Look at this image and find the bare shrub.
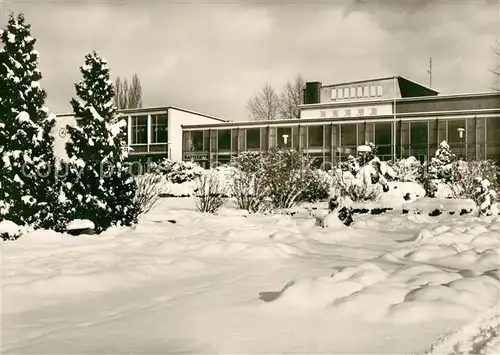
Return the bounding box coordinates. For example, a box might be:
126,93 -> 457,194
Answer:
229,152 -> 270,213
449,159 -> 499,199
194,170 -> 226,213
261,148 -> 315,209
134,173 -> 169,216
230,170 -> 270,213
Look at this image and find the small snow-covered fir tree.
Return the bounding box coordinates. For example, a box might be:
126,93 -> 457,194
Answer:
63,51 -> 138,232
472,177 -> 497,216
420,141 -> 456,197
428,140 -> 455,181
0,13 -> 64,230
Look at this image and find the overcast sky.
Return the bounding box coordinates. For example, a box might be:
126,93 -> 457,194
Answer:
2,0 -> 499,120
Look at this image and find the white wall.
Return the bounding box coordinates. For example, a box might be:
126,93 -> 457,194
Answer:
300,103 -> 393,120
168,108 -> 223,162
51,109 -> 222,163
51,115 -> 78,161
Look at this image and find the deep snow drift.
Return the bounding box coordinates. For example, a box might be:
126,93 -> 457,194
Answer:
2,198 -> 499,354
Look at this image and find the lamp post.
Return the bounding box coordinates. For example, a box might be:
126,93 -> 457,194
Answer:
282,134 -> 289,147
457,128 -> 465,159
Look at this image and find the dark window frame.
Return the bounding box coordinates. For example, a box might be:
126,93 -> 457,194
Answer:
150,113 -> 168,144
131,115 -> 148,145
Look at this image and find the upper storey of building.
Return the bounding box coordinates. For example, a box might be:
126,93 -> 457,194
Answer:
299,76 -> 500,120
303,76 -> 439,105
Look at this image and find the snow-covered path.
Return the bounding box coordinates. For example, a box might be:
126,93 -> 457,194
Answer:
3,258 -> 448,354
2,199 -> 499,354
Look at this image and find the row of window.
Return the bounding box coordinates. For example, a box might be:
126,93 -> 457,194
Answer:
182,122 -> 420,153
129,114 -> 168,145
331,84 -> 384,101
320,107 -> 378,118
182,118 -> 500,155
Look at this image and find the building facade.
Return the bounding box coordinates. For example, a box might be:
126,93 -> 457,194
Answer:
181,76 -> 500,167
53,76 -> 500,167
53,106 -> 226,163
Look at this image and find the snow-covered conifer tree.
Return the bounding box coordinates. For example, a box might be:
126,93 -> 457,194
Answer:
427,140 -> 455,181
0,13 -> 63,230
473,177 -> 497,216
419,141 -> 456,197
63,51 -> 138,232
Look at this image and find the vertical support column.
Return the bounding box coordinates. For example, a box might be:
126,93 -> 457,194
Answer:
322,125 -> 326,166
147,114 -> 152,153
238,128 -> 246,152
208,129 -> 212,168
392,77 -> 397,161
330,123 -> 334,165
260,127 -> 267,151
339,125 -> 342,161
127,116 -> 132,147
236,128 -> 240,155
481,118 -> 488,159
464,120 -> 468,159
399,120 -> 403,159
475,116 -> 479,160
297,125 -> 301,152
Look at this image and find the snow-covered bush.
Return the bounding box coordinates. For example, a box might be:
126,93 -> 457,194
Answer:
66,219 -> 95,236
449,159 -> 499,200
228,150 -> 326,211
390,157 -> 422,182
133,173 -> 169,216
333,170 -> 383,202
429,141 -> 456,181
194,170 -> 227,213
419,141 -> 456,197
339,154 -> 359,176
261,148 -> 316,209
300,169 -> 332,203
62,51 -> 138,233
358,141 -> 377,166
154,159 -> 203,184
321,196 -> 354,227
334,143 -> 396,202
472,177 -> 497,216
356,157 -> 392,191
229,152 -> 270,213
0,13 -> 65,231
0,220 -> 23,241
336,143 -> 395,202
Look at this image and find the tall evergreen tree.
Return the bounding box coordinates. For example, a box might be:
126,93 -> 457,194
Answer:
64,51 -> 138,232
0,13 -> 63,229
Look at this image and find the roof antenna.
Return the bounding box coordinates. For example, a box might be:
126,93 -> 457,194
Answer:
427,57 -> 432,88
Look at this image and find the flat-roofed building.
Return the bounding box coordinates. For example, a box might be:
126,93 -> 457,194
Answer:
53,106 -> 226,163
53,76 -> 500,167
181,76 -> 500,167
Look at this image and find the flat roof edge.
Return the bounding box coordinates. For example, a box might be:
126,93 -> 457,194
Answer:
55,106 -> 229,122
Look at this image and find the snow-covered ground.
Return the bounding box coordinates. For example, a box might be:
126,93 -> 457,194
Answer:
2,198 -> 499,354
